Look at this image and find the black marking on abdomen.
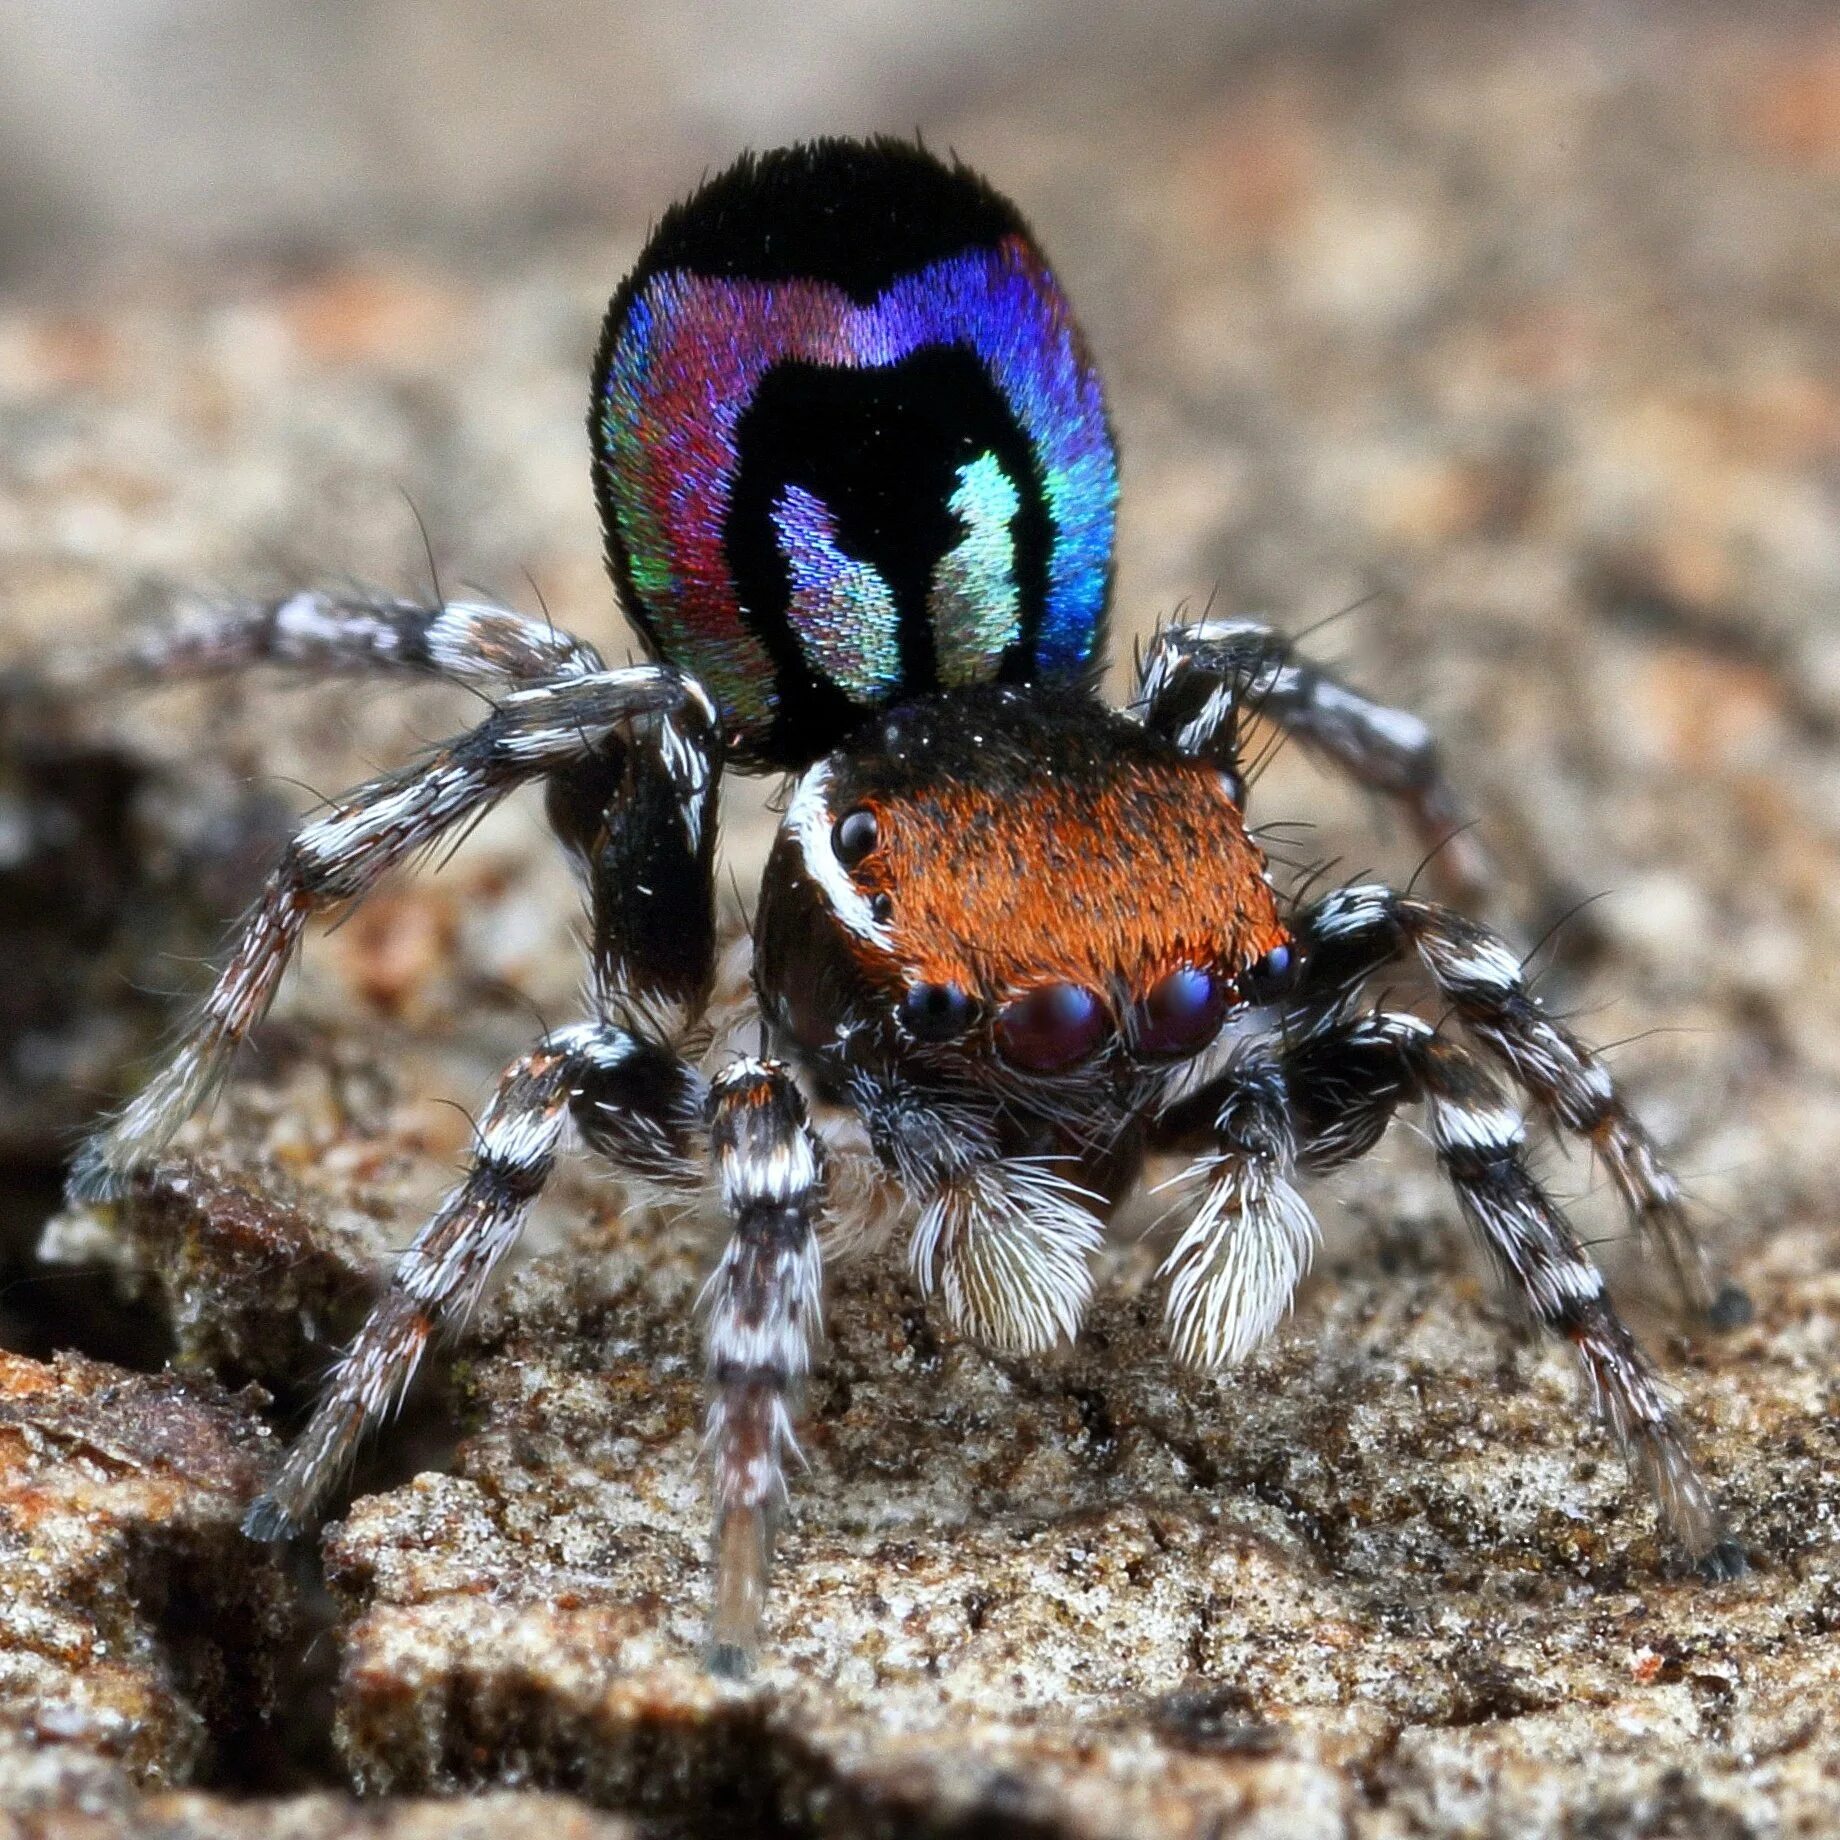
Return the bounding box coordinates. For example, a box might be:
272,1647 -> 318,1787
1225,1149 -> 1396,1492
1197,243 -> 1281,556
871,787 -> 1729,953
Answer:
727,346 -> 1051,759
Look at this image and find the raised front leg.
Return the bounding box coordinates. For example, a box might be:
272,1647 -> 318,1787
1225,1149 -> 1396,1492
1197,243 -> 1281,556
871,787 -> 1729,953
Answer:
1135,618 -> 1488,902
70,663 -> 712,1200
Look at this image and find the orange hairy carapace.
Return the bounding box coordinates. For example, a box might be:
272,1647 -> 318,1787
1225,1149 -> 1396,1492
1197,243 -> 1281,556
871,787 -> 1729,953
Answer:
851,756 -> 1289,1005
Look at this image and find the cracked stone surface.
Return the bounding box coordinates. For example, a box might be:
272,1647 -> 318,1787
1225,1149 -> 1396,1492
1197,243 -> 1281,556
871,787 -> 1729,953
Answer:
7,1762 -> 636,1840
4,2 -> 1840,1836
0,1351 -> 295,1789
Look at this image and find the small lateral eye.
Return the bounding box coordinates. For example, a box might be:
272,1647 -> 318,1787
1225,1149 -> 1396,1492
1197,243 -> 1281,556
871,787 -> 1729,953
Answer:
1242,941 -> 1297,1004
832,806 -> 879,868
995,982 -> 1111,1072
899,980 -> 978,1043
1135,965 -> 1229,1058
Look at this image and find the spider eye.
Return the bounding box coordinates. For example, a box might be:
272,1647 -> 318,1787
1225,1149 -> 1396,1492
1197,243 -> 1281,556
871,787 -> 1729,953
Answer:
899,980 -> 978,1042
1242,941 -> 1296,1004
832,806 -> 879,868
1135,965 -> 1229,1058
995,982 -> 1110,1071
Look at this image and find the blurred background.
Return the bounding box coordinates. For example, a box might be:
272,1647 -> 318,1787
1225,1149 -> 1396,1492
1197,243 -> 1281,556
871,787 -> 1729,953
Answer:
5,0 -> 1835,643
0,0 -> 1837,1328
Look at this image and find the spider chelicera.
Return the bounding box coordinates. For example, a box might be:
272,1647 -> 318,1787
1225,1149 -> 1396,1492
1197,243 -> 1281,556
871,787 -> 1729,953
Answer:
67,137 -> 1746,1673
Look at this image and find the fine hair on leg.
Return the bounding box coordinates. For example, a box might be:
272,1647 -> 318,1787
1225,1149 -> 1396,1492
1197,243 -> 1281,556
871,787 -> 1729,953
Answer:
1269,998 -> 1741,1577
1416,1033 -> 1741,1576
701,1059 -> 827,1675
1296,883 -> 1744,1324
245,1021 -> 659,1539
70,663 -> 708,1201
68,590 -> 605,695
1149,1050 -> 1320,1370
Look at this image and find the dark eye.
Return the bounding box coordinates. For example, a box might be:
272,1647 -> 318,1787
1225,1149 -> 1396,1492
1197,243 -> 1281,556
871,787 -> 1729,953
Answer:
832,806 -> 879,868
1135,965 -> 1230,1058
898,981 -> 978,1042
995,983 -> 1111,1071
1242,941 -> 1296,1004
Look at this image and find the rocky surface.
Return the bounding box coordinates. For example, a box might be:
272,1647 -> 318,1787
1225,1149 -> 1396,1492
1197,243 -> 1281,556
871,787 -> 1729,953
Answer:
3,3 -> 1840,1836
0,1351 -> 294,1789
7,1768 -> 636,1840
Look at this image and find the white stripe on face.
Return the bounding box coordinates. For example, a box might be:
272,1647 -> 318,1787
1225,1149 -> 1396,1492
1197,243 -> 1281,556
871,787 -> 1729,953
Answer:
784,762 -> 896,951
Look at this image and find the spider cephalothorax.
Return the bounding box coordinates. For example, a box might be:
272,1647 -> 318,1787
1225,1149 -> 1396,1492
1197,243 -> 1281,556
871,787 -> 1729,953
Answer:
757,684 -> 1293,1153
65,136 -> 1745,1675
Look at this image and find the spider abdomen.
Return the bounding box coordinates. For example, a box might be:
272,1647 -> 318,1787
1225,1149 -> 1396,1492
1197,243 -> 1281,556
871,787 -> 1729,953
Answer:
590,139 -> 1119,769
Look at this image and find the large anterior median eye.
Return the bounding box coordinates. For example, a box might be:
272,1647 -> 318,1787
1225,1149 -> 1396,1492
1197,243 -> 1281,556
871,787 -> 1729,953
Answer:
1134,965 -> 1230,1058
995,982 -> 1111,1071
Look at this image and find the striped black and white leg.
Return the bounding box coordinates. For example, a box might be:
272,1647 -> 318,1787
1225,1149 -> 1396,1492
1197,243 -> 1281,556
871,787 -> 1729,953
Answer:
69,663 -> 714,1201
74,590 -> 604,694
1263,1003 -> 1741,1577
1135,618 -> 1488,901
1297,884 -> 1745,1324
1413,1033 -> 1742,1577
1149,1051 -> 1321,1370
702,1060 -> 826,1676
246,1020 -> 690,1540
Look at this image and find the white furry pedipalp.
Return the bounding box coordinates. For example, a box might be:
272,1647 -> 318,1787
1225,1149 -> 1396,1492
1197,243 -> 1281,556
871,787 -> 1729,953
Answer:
909,1157 -> 1104,1354
1158,1152 -> 1321,1370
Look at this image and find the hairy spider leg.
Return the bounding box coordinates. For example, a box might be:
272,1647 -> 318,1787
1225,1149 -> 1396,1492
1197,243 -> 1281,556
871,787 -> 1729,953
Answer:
1300,884 -> 1746,1325
245,1020 -> 704,1540
1411,1029 -> 1742,1577
701,1060 -> 827,1675
68,663 -> 713,1201
1150,1002 -> 1741,1576
242,654 -> 719,1544
1146,1050 -> 1318,1371
1134,618 -> 1488,905
60,590 -> 605,695
804,1061 -> 1108,1359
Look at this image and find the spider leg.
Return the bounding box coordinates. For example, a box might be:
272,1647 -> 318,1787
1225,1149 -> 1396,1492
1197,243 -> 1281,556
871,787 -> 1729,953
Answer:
1147,1051 -> 1321,1369
66,590 -> 604,694
545,697 -> 721,1018
1269,1004 -> 1741,1578
69,664 -> 714,1201
702,1060 -> 826,1676
1135,617 -> 1488,902
245,1019 -> 692,1539
1296,884 -> 1746,1325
